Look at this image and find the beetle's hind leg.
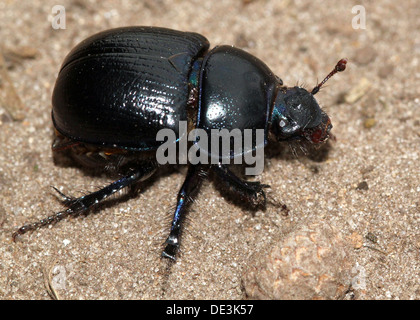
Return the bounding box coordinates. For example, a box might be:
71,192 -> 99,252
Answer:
162,164 -> 207,260
12,161 -> 157,241
212,163 -> 269,208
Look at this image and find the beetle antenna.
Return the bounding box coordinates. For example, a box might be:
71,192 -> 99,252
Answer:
311,58 -> 347,95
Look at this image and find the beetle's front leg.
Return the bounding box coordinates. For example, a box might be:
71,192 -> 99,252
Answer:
212,163 -> 269,208
162,164 -> 206,260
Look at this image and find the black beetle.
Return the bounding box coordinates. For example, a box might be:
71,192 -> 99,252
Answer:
13,27 -> 346,260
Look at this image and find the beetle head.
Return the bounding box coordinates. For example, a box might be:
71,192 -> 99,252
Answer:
269,58 -> 347,144
270,87 -> 332,144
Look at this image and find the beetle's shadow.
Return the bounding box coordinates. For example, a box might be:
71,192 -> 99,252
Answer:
51,138 -> 333,216
210,140 -> 333,213
264,139 -> 333,163
51,147 -> 181,214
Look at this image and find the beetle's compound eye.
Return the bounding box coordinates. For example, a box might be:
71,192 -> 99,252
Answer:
277,116 -> 300,137
279,118 -> 288,128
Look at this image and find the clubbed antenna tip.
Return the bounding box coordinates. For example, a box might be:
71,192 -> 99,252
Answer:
311,58 -> 348,95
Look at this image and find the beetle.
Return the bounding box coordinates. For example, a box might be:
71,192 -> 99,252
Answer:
13,27 -> 346,260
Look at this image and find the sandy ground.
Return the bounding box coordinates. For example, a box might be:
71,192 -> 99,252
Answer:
0,0 -> 418,300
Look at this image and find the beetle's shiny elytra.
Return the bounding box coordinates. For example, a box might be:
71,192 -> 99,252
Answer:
13,27 -> 346,260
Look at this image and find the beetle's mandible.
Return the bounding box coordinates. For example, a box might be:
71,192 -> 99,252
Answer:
13,27 -> 347,260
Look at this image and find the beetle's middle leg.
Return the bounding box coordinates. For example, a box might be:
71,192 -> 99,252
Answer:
12,161 -> 157,241
162,164 -> 206,260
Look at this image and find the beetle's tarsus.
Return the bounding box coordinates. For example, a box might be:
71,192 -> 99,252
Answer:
162,243 -> 178,261
213,163 -> 269,208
